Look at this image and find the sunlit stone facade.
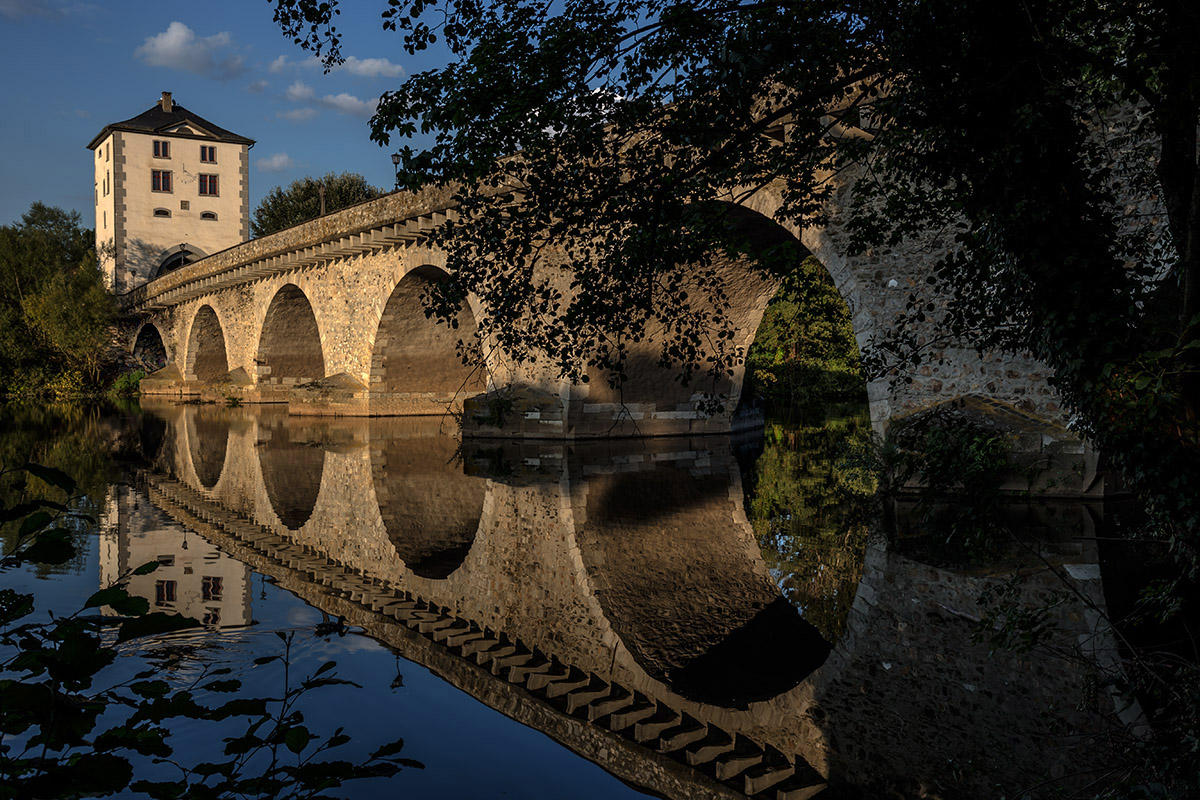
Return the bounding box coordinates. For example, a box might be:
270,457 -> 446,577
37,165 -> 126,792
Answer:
88,92 -> 253,294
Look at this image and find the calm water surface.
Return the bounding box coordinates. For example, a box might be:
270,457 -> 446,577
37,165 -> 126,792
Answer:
0,402 -> 1135,798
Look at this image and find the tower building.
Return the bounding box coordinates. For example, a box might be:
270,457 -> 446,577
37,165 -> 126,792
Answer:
88,92 -> 254,294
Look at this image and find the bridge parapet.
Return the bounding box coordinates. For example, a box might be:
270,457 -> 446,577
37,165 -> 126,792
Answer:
124,185 -> 459,312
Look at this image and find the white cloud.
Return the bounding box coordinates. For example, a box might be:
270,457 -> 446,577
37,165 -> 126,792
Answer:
257,153 -> 295,173
338,57 -> 404,78
317,92 -> 379,117
267,53 -> 402,79
247,79 -> 269,94
284,81 -> 315,102
135,22 -> 245,80
277,108 -> 318,122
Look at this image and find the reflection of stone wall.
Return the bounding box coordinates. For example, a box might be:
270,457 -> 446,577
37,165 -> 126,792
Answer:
137,404 -> 1132,798
800,520 -> 1125,798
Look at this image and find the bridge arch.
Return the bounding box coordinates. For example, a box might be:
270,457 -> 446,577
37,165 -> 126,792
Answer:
256,284 -> 325,387
572,201 -> 833,431
184,305 -> 229,382
369,265 -> 488,413
132,323 -> 168,372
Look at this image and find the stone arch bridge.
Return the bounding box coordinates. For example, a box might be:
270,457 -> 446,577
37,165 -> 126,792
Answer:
127,182 -> 1071,443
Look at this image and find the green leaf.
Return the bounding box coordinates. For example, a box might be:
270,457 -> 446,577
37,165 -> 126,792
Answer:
201,679 -> 242,693
370,737 -> 407,760
84,587 -> 128,609
284,725 -> 312,754
23,462 -> 77,494
130,680 -> 170,698
18,510 -> 52,537
129,780 -> 187,800
0,589 -> 35,625
85,586 -> 148,615
132,560 -> 161,575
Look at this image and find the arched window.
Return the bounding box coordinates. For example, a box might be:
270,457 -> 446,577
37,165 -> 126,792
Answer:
200,211 -> 218,221
156,248 -> 199,278
154,208 -> 171,218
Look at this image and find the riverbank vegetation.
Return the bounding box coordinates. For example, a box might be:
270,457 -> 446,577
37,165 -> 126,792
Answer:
0,204 -> 128,400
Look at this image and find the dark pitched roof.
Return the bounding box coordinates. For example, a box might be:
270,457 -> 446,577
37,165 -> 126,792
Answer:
87,100 -> 254,150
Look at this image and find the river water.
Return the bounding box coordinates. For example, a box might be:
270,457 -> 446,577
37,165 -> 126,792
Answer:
0,401 -> 1139,798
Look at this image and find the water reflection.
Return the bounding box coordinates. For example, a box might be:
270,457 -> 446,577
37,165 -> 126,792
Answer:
113,402 -> 1133,799
257,412 -> 325,530
371,419 -> 485,579
100,483 -> 251,627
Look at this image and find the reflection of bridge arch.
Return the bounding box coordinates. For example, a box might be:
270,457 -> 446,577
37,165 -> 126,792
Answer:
370,424 -> 485,579
185,304 -> 229,381
257,284 -> 325,386
184,407 -> 231,490
137,404 -> 1128,798
256,415 -> 325,531
574,459 -> 830,707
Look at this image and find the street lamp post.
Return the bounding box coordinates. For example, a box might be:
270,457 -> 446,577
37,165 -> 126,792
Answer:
391,153 -> 402,190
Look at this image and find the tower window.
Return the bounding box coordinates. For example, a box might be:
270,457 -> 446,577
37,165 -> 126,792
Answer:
198,174 -> 218,196
154,580 -> 176,606
200,145 -> 216,163
152,170 -> 172,192
202,576 -> 223,601
200,211 -> 218,221
153,208 -> 171,218
153,140 -> 170,158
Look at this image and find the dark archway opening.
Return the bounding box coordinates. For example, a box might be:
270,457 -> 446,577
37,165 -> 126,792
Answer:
370,266 -> 486,412
733,206 -> 873,646
257,284 -> 325,386
153,245 -> 206,279
187,305 -> 229,381
132,324 -> 168,372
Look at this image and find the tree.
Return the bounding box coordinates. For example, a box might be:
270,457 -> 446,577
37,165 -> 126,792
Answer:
251,172 -> 385,237
267,2 -> 1200,545
0,203 -> 111,393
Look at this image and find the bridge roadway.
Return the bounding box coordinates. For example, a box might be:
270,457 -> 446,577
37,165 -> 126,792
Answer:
126,179 -> 1071,442
120,403 -> 1131,797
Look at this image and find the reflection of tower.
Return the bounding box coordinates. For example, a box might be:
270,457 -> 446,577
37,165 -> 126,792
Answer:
99,484 -> 252,628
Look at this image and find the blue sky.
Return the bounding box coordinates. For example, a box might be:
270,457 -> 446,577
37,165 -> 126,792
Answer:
0,0 -> 448,227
